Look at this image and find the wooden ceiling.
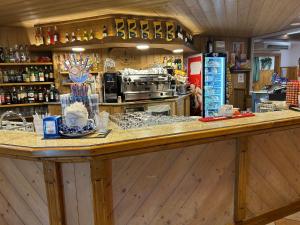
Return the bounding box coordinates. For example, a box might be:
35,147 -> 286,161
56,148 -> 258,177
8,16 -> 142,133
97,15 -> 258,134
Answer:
3,0 -> 300,37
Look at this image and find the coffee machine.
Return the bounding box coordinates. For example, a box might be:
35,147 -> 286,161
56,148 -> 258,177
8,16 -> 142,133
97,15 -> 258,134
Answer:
103,72 -> 121,103
120,73 -> 175,101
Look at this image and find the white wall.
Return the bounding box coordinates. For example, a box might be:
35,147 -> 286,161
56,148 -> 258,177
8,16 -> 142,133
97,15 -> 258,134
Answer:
280,42 -> 300,67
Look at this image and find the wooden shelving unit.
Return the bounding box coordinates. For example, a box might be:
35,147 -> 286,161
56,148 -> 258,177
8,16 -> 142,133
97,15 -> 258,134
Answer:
0,82 -> 54,87
0,62 -> 53,66
0,103 -> 46,108
29,37 -> 197,53
59,71 -> 100,75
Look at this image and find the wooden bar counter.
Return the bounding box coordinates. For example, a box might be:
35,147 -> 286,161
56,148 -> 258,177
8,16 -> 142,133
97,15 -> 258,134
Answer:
1,111 -> 300,225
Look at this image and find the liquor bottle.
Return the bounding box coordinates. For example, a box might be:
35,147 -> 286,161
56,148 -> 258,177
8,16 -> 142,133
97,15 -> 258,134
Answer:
23,67 -> 30,83
46,28 -> 51,45
102,26 -> 108,38
27,86 -> 35,103
83,30 -> 89,41
2,70 -> 8,83
76,29 -> 81,41
4,90 -> 11,104
14,45 -> 20,63
9,69 -> 16,83
206,38 -> 213,53
44,88 -> 50,103
17,87 -> 22,103
0,69 -> 2,83
0,89 -> 4,105
49,84 -> 55,102
8,48 -> 15,63
89,29 -> 94,40
16,70 -> 23,83
44,66 -> 49,82
71,32 -> 76,42
176,25 -> 183,40
65,32 -> 70,43
34,66 -> 39,82
11,87 -> 18,104
19,86 -> 27,103
53,26 -> 60,43
30,67 -> 36,82
19,45 -> 26,62
37,86 -> 44,102
0,47 -> 5,63
49,66 -> 54,82
38,67 -> 45,82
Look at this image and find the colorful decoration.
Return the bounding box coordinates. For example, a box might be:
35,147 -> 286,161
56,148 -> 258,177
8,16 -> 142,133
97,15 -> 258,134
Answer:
64,54 -> 93,84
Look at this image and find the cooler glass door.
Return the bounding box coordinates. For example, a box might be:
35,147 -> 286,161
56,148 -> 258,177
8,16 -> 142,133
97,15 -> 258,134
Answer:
203,55 -> 226,117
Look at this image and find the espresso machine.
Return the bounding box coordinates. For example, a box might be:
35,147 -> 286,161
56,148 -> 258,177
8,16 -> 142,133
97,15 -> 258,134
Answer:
120,73 -> 176,101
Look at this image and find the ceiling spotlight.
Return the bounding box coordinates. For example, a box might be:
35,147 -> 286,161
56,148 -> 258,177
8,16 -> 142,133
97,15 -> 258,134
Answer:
136,44 -> 150,50
173,49 -> 184,53
72,47 -> 85,52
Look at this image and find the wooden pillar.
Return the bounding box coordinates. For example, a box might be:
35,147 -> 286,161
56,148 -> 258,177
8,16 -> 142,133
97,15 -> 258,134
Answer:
234,136 -> 248,223
90,158 -> 114,225
43,161 -> 65,225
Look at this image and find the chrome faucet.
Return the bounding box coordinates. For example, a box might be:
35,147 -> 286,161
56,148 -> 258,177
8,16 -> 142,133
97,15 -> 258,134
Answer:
0,111 -> 27,130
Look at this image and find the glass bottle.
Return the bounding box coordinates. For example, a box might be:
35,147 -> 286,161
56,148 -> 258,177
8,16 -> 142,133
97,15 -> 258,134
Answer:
38,67 -> 45,82
83,30 -> 89,41
89,29 -> 94,40
0,88 -> 4,105
53,26 -> 59,43
76,28 -> 81,41
103,26 -> 108,38
37,86 -> 44,102
9,69 -> 16,83
4,90 -> 11,104
44,66 -> 49,82
2,70 -> 9,83
65,32 -> 70,43
34,66 -> 39,82
49,66 -> 54,82
44,88 -> 50,102
11,87 -> 18,104
30,66 -> 36,82
71,32 -> 76,42
27,86 -> 35,103
16,69 -> 23,83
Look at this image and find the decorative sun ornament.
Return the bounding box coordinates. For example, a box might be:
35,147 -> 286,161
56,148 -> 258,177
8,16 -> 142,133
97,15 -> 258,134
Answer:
64,54 -> 93,84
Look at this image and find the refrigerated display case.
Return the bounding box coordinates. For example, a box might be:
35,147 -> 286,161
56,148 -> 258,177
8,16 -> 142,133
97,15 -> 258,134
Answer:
203,53 -> 226,117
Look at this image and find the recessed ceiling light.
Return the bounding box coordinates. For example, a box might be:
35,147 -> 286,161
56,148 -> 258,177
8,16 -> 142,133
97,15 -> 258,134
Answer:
136,44 -> 150,50
72,47 -> 85,52
173,49 -> 184,53
291,22 -> 300,26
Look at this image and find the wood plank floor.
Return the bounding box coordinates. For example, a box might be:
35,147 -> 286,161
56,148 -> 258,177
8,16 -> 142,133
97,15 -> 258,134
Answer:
268,212 -> 300,225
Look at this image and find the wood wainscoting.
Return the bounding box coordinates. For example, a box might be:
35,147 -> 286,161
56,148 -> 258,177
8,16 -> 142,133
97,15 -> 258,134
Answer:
1,128 -> 300,224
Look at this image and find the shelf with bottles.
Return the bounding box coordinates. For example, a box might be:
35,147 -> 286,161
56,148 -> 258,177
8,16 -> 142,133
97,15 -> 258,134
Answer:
0,103 -> 46,108
0,62 -> 53,66
0,65 -> 55,84
0,84 -> 60,106
0,82 -> 54,87
59,71 -> 100,75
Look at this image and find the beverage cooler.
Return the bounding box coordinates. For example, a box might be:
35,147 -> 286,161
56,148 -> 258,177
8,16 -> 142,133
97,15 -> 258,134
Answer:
203,53 -> 226,117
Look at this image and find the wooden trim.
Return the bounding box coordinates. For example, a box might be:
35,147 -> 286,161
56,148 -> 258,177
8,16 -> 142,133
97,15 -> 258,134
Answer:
238,200 -> 300,225
43,161 -> 65,225
234,137 -> 248,222
90,159 -> 114,225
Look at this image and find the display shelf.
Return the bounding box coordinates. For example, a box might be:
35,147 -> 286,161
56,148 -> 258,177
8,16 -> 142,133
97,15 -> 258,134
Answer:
0,82 -> 54,87
0,62 -> 53,66
29,36 -> 197,53
0,103 -> 46,108
59,71 -> 100,75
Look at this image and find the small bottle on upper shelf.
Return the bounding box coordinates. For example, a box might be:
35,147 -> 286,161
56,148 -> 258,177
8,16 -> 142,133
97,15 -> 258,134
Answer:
48,66 -> 54,82
38,66 -> 45,82
83,30 -> 89,41
102,25 -> 108,38
11,87 -> 18,104
53,26 -> 60,44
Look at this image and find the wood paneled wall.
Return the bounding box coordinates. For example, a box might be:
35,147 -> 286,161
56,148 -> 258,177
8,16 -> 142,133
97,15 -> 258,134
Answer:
246,129 -> 300,219
1,128 -> 300,225
0,158 -> 49,225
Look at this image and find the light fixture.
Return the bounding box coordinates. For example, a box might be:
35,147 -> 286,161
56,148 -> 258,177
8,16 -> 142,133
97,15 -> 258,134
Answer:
290,22 -> 300,26
136,44 -> 150,50
72,47 -> 85,52
173,49 -> 184,53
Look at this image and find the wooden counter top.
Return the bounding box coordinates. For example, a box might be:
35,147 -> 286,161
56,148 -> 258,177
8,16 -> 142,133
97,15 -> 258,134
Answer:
1,110 -> 300,159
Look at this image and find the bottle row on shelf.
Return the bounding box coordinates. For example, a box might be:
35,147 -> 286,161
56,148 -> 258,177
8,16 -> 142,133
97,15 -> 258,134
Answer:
0,84 -> 59,105
0,66 -> 54,83
0,45 -> 52,64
